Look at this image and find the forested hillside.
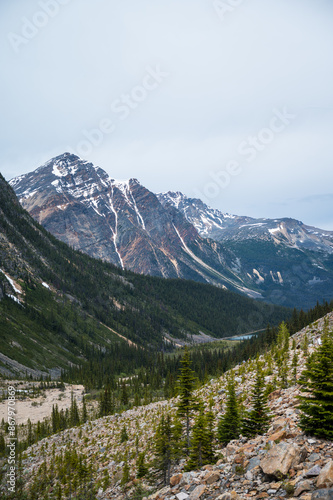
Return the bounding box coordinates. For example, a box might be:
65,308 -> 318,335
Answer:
0,173 -> 290,378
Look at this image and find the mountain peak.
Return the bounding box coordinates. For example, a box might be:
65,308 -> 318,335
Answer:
9,154 -> 333,308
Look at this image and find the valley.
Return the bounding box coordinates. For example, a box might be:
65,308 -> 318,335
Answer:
0,163 -> 332,499
2,2 -> 332,499
1,311 -> 331,499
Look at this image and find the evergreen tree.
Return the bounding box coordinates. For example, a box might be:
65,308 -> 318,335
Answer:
186,400 -> 215,471
176,347 -> 198,454
154,413 -> 177,486
241,367 -> 271,438
121,456 -> 130,486
120,425 -> 129,443
0,432 -> 5,455
298,320 -> 333,439
120,382 -> 129,406
70,392 -> 80,426
205,398 -> 216,464
275,322 -> 290,388
99,387 -> 113,417
292,350 -> 298,385
136,451 -> 148,478
218,376 -> 240,445
81,395 -> 88,423
302,332 -> 309,357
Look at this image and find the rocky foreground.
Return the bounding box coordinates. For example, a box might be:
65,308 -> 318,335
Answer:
19,313 -> 333,499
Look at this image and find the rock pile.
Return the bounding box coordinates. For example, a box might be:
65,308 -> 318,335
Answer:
16,313 -> 333,499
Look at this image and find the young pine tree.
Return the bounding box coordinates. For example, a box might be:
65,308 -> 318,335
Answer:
99,387 -> 113,417
292,351 -> 298,385
218,376 -> 240,445
241,367 -> 271,438
70,392 -> 80,427
120,425 -> 129,443
205,398 -> 216,464
186,400 -> 215,471
136,451 -> 148,478
176,347 -> 198,455
154,413 -> 178,486
275,322 -> 290,389
120,382 -> 129,407
298,320 -> 333,439
81,395 -> 88,423
121,456 -> 130,486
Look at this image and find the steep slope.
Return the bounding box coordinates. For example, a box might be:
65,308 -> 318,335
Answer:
158,192 -> 333,309
0,173 -> 289,376
14,313 -> 333,500
10,153 -> 270,299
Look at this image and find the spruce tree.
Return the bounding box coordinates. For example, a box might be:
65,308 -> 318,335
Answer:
120,425 -> 129,443
298,321 -> 333,439
120,382 -> 129,406
292,351 -> 298,385
98,387 -> 114,417
99,387 -> 113,417
275,322 -> 290,388
121,456 -> 130,486
70,392 -> 80,426
136,451 -> 148,478
154,413 -> 177,485
302,332 -> 309,357
241,367 -> 271,438
176,347 -> 198,454
0,432 -> 5,455
218,376 -> 240,445
205,398 -> 216,464
81,396 -> 88,423
186,400 -> 215,471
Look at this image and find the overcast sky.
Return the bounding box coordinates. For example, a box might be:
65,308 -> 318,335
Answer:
1,0 -> 333,229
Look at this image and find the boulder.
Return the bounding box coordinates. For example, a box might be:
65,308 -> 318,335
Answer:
216,493 -> 239,500
247,456 -> 261,472
176,493 -> 190,500
307,466 -> 322,477
294,480 -> 312,497
317,462 -> 333,489
309,453 -> 322,462
225,443 -> 238,457
180,472 -> 197,486
148,487 -> 171,499
189,484 -> 206,499
204,471 -> 220,484
269,429 -> 287,442
311,489 -> 333,500
260,442 -> 301,479
170,474 -> 183,487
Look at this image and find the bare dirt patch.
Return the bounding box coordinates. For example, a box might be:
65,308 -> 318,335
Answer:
0,382 -> 84,425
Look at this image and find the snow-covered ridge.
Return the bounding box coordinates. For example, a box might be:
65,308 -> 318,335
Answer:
0,269 -> 22,294
158,191 -> 333,254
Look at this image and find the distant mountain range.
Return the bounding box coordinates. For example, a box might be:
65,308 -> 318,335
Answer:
10,153 -> 333,308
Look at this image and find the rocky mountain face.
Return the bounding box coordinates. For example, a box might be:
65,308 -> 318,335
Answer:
18,313 -> 333,500
9,153 -> 261,298
157,192 -> 333,253
10,154 -> 333,308
158,192 -> 333,309
1,170 -> 289,377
